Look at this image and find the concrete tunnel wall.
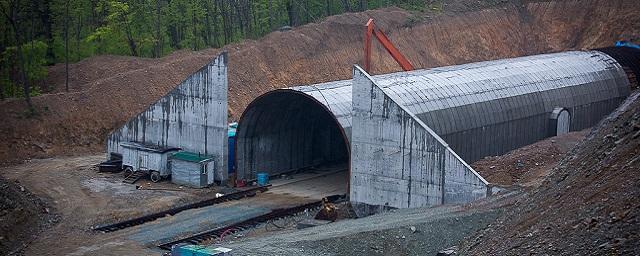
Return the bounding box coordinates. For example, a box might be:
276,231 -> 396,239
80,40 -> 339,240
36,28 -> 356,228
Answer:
107,53 -> 229,182
236,51 -> 632,184
351,65 -> 489,214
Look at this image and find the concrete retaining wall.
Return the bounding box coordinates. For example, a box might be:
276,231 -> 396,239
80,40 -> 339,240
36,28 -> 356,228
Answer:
351,66 -> 489,215
107,53 -> 228,182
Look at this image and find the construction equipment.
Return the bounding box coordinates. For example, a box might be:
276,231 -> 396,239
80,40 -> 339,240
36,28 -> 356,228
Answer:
616,40 -> 640,50
97,159 -> 122,173
363,18 -> 414,73
314,197 -> 338,222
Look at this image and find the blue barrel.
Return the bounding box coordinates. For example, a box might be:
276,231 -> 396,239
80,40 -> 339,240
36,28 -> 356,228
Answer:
228,123 -> 237,175
228,136 -> 236,174
256,172 -> 269,186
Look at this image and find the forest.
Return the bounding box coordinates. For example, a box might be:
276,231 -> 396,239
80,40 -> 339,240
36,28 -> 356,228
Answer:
0,0 -> 428,109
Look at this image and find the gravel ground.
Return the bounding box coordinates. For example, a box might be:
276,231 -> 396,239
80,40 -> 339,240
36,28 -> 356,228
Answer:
222,190 -> 520,255
289,211 -> 500,256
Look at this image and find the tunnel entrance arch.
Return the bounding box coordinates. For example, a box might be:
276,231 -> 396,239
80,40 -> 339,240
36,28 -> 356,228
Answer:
235,89 -> 350,192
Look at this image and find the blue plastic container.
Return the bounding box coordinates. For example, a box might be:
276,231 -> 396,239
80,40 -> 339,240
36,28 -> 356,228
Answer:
227,123 -> 237,175
227,136 -> 235,174
256,172 -> 269,186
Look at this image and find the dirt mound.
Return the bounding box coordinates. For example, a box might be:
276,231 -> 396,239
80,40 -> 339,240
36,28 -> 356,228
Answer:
1,0 -> 639,165
461,91 -> 640,255
45,55 -> 158,94
0,177 -> 55,254
473,130 -> 587,188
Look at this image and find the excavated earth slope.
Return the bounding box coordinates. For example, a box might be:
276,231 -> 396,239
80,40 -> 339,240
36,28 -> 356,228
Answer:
1,0 -> 639,164
461,91 -> 640,255
0,177 -> 55,254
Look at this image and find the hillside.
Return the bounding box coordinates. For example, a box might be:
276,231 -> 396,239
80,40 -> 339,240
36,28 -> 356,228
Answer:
1,0 -> 639,165
461,91 -> 640,255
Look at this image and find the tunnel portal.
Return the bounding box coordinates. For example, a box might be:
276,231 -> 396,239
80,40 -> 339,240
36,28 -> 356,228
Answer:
235,90 -> 350,182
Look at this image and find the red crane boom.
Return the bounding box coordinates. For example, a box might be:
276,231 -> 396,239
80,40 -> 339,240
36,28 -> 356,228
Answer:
363,18 -> 414,73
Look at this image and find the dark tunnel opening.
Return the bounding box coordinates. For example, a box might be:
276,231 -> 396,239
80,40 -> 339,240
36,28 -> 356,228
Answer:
596,47 -> 640,90
235,90 -> 350,188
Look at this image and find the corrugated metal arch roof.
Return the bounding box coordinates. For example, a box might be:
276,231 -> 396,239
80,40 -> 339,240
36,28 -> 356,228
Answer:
249,50 -> 631,163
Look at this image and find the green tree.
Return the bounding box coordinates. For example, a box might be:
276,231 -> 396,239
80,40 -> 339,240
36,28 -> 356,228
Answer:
0,0 -> 432,105
1,0 -> 35,110
1,41 -> 48,98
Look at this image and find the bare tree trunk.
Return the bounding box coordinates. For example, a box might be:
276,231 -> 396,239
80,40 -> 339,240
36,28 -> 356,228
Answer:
304,0 -> 309,23
268,0 -> 273,30
231,0 -> 244,37
244,0 -> 252,36
40,0 -> 55,64
90,0 -> 98,29
340,0 -> 351,12
218,0 -> 231,44
191,7 -> 197,50
359,0 -> 367,11
251,2 -> 257,37
124,22 -> 138,56
211,1 -> 220,47
1,19 -> 8,54
11,25 -> 33,109
286,0 -> 297,26
76,13 -> 81,53
154,0 -> 161,57
325,0 -> 331,16
2,0 -> 33,110
65,0 -> 69,92
203,2 -> 211,46
118,2 -> 137,56
168,24 -> 178,48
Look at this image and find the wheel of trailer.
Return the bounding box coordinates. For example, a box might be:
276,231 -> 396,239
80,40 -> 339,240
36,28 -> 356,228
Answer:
150,171 -> 161,183
123,166 -> 134,178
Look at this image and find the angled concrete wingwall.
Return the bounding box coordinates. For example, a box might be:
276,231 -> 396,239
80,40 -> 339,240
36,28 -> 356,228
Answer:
351,66 -> 489,215
107,53 -> 228,183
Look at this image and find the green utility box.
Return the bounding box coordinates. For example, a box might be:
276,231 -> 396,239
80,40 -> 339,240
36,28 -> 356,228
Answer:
172,244 -> 232,256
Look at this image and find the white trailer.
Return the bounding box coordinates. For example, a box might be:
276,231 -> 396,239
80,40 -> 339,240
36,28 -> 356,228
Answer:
120,142 -> 180,182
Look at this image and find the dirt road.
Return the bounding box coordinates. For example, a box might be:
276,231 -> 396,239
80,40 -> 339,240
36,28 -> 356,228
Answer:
0,156 -> 350,255
0,155 -> 221,255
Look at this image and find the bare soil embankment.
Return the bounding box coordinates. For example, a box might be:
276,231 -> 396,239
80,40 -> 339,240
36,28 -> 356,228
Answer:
0,177 -> 56,255
461,91 -> 640,255
472,130 -> 588,188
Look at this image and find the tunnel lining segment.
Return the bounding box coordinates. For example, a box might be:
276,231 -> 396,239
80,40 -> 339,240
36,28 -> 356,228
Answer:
235,89 -> 350,181
239,51 -> 630,166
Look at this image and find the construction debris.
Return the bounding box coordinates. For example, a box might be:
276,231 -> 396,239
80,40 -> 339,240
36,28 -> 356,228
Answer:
314,197 -> 338,222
